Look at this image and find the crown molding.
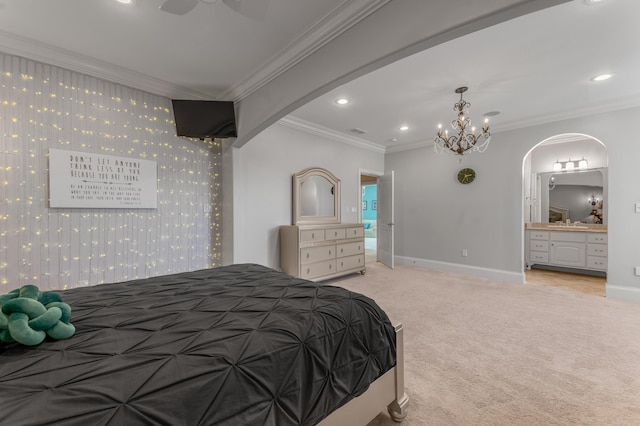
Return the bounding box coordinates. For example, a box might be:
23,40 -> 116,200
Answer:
221,0 -> 390,102
0,0 -> 389,103
385,140 -> 431,154
495,95 -> 640,134
0,30 -> 207,100
278,116 -> 385,154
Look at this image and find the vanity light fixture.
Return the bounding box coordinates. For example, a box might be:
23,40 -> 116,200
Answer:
578,158 -> 588,169
434,86 -> 490,155
552,158 -> 588,171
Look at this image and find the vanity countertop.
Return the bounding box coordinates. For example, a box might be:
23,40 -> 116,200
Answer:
525,223 -> 607,233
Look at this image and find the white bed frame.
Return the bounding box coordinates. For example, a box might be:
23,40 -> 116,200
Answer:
319,322 -> 409,425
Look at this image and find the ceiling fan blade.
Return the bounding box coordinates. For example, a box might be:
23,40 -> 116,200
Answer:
160,0 -> 199,15
223,0 -> 269,21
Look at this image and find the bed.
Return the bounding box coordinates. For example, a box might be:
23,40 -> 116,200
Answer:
0,263 -> 408,425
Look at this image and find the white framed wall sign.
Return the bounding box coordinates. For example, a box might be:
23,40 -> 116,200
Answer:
49,149 -> 158,209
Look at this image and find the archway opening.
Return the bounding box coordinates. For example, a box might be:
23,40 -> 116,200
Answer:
522,133 -> 609,297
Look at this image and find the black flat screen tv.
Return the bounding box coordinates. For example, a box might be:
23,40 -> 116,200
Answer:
171,100 -> 237,139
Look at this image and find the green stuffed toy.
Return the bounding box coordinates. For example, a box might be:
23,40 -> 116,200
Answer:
0,285 -> 75,346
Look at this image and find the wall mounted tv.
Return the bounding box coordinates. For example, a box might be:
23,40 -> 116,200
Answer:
171,100 -> 237,139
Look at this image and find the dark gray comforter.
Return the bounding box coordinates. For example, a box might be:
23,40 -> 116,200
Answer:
0,263 -> 396,425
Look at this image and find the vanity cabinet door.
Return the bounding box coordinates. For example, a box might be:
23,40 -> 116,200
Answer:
549,241 -> 586,268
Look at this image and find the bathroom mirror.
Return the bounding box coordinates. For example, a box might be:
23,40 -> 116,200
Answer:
292,167 -> 341,225
533,168 -> 607,224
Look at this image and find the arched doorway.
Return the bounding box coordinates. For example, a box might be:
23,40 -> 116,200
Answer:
523,133 -> 609,296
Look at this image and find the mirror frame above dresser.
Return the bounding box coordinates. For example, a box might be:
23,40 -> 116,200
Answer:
281,167 -> 365,281
292,167 -> 341,225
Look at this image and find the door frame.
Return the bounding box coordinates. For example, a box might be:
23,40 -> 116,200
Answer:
358,168 -> 383,222
358,168 -> 383,266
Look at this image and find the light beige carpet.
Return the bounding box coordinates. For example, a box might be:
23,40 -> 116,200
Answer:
331,262 -> 640,426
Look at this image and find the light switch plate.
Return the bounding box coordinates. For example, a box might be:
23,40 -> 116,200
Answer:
635,203 -> 640,213
635,267 -> 640,276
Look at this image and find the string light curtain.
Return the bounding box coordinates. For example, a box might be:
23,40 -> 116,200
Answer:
0,53 -> 222,291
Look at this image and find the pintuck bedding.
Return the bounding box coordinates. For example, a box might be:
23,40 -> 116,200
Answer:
0,263 -> 396,425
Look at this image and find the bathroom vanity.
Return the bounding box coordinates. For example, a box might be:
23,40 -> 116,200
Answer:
525,223 -> 607,273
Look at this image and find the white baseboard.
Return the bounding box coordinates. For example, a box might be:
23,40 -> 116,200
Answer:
606,285 -> 640,302
395,256 -> 525,284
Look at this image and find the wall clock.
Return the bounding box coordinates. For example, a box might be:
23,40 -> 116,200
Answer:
457,167 -> 476,184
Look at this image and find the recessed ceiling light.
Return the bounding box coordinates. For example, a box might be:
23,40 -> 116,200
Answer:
484,111 -> 501,117
591,73 -> 613,82
116,0 -> 134,4
335,98 -> 350,105
584,0 -> 605,5
400,125 -> 409,131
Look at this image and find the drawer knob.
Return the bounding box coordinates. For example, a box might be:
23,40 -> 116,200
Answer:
329,250 -> 332,255
329,264 -> 332,269
306,253 -> 310,258
341,248 -> 343,253
306,268 -> 310,274
311,233 -> 315,238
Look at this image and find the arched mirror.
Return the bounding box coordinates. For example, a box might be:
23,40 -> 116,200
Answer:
292,167 -> 341,225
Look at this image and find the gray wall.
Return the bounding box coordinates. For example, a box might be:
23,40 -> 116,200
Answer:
230,122 -> 384,269
385,106 -> 640,301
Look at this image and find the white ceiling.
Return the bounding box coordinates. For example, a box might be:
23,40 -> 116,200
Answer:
0,0 -> 638,151
0,0 -> 358,99
291,0 -> 640,150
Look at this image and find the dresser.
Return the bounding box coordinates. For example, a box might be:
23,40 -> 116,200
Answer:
280,223 -> 366,281
526,228 -> 607,272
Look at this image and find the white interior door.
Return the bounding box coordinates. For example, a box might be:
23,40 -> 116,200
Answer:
377,170 -> 394,269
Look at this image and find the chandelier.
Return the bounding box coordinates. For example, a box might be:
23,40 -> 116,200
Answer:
434,87 -> 490,155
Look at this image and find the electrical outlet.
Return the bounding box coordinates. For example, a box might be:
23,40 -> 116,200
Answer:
462,249 -> 468,257
635,266 -> 640,276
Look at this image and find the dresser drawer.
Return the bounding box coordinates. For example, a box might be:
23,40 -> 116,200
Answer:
301,260 -> 336,279
530,251 -> 549,263
337,241 -> 364,257
337,254 -> 364,272
587,256 -> 607,270
300,229 -> 325,243
587,244 -> 607,257
325,228 -> 346,240
587,233 -> 607,244
529,231 -> 549,240
346,226 -> 364,238
300,245 -> 335,264
529,240 -> 549,252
